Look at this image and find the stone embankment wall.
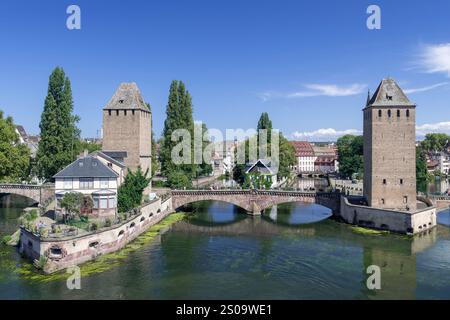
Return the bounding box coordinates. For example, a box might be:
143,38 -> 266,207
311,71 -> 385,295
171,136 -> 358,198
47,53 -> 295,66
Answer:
20,197 -> 173,274
338,196 -> 436,235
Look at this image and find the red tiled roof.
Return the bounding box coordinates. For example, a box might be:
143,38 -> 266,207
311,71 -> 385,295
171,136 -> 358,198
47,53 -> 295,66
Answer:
289,141 -> 314,157
314,155 -> 336,165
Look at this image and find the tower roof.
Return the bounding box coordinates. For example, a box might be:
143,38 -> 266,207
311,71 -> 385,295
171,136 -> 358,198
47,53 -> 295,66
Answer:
366,78 -> 415,107
104,82 -> 150,111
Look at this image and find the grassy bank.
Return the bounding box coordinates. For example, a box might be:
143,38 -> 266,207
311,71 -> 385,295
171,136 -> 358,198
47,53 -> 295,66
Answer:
15,212 -> 186,282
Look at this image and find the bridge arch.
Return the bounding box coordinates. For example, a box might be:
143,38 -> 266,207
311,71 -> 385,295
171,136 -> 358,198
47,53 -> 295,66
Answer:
171,190 -> 340,215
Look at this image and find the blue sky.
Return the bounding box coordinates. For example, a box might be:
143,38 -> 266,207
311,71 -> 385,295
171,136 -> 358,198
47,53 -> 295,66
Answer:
0,0 -> 449,141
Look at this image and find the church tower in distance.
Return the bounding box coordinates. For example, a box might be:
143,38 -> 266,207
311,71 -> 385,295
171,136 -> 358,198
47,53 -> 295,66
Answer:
363,78 -> 416,211
102,82 -> 152,175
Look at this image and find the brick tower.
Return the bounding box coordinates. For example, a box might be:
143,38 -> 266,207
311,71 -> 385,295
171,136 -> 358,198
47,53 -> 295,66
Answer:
102,82 -> 152,175
363,78 -> 416,211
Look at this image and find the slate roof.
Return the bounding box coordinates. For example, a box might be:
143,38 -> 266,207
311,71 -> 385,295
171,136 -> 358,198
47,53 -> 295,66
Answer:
104,82 -> 150,111
53,156 -> 119,178
15,125 -> 28,140
91,151 -> 126,168
366,78 -> 415,107
245,159 -> 274,175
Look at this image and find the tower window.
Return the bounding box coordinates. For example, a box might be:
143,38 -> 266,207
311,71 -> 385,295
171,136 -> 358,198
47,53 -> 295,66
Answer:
116,110 -> 119,116
124,110 -> 127,116
406,110 -> 410,117
400,179 -> 403,185
108,110 -> 111,116
388,110 -> 391,117
403,196 -> 408,204
381,199 -> 385,205
378,110 -> 382,117
119,99 -> 124,104
397,110 -> 400,117
132,110 -> 135,116
382,179 -> 386,185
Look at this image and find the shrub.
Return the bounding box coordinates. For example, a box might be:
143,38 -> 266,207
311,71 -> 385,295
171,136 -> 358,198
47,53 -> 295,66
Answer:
90,222 -> 99,231
2,235 -> 12,245
104,218 -> 112,227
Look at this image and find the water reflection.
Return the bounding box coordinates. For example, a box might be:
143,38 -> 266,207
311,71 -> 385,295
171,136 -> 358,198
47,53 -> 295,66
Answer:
1,198 -> 450,299
265,203 -> 332,225
438,210 -> 450,227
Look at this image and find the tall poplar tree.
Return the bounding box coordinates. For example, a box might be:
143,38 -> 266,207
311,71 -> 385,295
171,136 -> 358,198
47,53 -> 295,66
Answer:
37,67 -> 80,180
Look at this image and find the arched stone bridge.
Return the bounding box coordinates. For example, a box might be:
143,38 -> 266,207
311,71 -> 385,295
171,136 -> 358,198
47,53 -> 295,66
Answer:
0,184 -> 55,205
171,189 -> 340,214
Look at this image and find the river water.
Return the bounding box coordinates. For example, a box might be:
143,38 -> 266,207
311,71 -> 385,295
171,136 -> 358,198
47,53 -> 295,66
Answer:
0,195 -> 450,300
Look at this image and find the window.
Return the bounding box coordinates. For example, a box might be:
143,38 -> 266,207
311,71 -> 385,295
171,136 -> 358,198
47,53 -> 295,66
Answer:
381,199 -> 385,205
64,178 -> 73,189
132,110 -> 135,116
388,110 -> 391,117
378,110 -> 382,117
79,178 -> 94,189
93,198 -> 99,209
108,110 -> 111,116
406,110 -> 410,117
116,110 -> 119,116
400,179 -> 403,185
403,196 -> 408,204
100,178 -> 109,189
382,179 -> 386,185
124,110 -> 127,116
397,110 -> 400,117
109,196 -> 116,208
100,197 -> 108,209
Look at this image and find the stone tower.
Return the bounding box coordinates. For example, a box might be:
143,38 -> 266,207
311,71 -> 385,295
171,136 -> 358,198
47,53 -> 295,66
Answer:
363,78 -> 416,211
102,82 -> 152,175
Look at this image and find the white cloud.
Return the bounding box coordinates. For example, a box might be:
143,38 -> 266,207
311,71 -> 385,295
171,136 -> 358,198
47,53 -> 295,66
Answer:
419,43 -> 450,77
416,121 -> 450,136
291,128 -> 362,141
288,84 -> 367,98
404,82 -> 449,94
260,83 -> 366,101
290,122 -> 450,141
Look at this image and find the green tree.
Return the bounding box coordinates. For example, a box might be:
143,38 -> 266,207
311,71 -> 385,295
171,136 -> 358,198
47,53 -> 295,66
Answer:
416,146 -> 429,193
117,167 -> 151,213
60,192 -> 83,222
167,170 -> 192,189
146,103 -> 159,177
160,80 -> 202,187
232,113 -> 295,185
75,140 -> 102,155
36,67 -> 80,180
337,135 -> 364,179
198,122 -> 213,177
420,133 -> 450,153
0,111 -> 31,182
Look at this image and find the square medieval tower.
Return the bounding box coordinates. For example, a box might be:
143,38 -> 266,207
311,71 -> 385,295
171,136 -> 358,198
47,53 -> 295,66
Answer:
102,82 -> 152,175
363,78 -> 416,211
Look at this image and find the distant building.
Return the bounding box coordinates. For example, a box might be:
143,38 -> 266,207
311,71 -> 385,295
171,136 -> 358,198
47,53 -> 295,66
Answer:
102,82 -> 152,176
15,125 -> 40,157
314,156 -> 338,173
289,141 -> 315,173
428,152 -> 450,175
245,159 -> 277,188
54,155 -> 120,220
